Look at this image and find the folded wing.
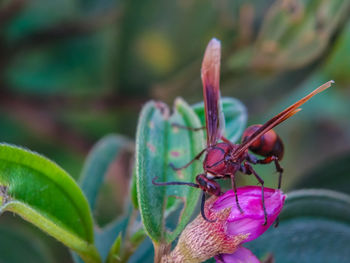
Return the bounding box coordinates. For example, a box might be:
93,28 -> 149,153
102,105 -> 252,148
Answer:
201,38 -> 225,146
233,80 -> 334,158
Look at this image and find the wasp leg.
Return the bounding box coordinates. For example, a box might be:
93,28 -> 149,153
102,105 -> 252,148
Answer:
230,174 -> 244,214
258,156 -> 284,189
247,154 -> 284,189
171,123 -> 205,131
274,158 -> 283,189
169,148 -> 207,171
266,157 -> 283,227
246,154 -> 282,227
200,191 -> 216,222
241,162 -> 267,225
170,145 -> 226,171
152,176 -> 200,188
262,253 -> 275,263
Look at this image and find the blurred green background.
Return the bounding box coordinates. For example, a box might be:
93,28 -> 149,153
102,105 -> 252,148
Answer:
1,0 -> 350,262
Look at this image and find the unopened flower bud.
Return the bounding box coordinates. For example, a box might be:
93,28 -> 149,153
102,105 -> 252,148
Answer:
211,186 -> 285,243
215,246 -> 260,263
162,186 -> 285,263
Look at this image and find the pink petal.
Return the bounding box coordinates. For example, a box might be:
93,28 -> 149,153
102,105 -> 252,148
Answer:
211,186 -> 285,242
215,246 -> 260,263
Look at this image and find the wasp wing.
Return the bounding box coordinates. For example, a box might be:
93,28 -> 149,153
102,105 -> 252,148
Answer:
233,80 -> 334,158
201,38 -> 225,146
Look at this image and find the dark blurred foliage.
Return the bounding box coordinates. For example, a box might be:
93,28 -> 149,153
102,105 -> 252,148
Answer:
1,0 -> 350,262
0,213 -> 72,263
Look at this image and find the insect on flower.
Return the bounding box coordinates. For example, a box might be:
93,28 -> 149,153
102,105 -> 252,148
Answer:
153,38 -> 334,224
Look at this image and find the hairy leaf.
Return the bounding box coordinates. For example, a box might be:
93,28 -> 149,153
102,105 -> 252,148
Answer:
136,98 -> 205,243
0,144 -> 100,263
79,134 -> 133,210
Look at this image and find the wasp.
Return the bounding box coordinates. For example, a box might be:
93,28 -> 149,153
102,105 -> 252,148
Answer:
153,38 -> 334,223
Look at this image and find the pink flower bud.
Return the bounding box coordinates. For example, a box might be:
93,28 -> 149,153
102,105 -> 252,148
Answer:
161,186 -> 285,263
211,186 -> 285,242
215,246 -> 260,263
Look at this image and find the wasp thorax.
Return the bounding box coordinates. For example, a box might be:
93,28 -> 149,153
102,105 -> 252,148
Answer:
204,143 -> 231,175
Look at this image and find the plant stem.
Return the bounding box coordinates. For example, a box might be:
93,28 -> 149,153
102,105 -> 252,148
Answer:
153,242 -> 170,263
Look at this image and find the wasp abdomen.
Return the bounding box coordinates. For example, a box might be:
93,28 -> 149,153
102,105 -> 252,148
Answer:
242,125 -> 284,160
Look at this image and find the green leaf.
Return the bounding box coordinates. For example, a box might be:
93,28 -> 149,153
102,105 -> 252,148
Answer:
0,144 -> 100,263
100,210 -> 147,263
129,227 -> 147,247
95,215 -> 129,261
192,97 -> 247,143
79,134 -> 133,210
77,135 -> 133,262
322,20 -> 350,84
246,189 -> 350,263
106,233 -> 122,263
130,168 -> 139,209
248,0 -> 350,70
136,98 -> 205,244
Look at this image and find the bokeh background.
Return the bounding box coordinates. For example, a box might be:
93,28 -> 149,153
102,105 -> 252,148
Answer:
1,0 -> 350,262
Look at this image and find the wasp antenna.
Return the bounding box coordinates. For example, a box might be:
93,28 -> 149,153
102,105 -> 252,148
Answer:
152,176 -> 200,188
200,191 -> 216,223
152,176 -> 160,185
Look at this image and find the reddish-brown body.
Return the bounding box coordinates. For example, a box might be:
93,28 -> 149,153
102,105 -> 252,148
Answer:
203,143 -> 244,178
153,38 -> 333,222
242,125 -> 284,160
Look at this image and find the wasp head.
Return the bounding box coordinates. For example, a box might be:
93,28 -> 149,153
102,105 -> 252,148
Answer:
196,174 -> 221,196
